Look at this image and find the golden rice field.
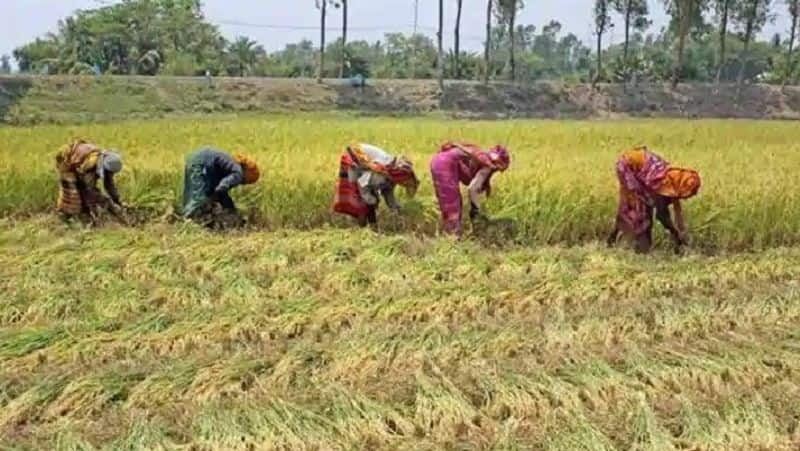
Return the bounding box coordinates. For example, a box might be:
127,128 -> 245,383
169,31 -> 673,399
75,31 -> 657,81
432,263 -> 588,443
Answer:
2,114 -> 800,450
1,114 -> 800,248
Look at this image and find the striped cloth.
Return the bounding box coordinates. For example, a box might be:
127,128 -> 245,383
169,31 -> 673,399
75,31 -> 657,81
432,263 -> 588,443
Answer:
55,140 -> 103,216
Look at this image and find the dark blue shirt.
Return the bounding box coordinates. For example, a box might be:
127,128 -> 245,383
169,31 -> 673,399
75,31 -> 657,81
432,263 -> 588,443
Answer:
190,148 -> 244,210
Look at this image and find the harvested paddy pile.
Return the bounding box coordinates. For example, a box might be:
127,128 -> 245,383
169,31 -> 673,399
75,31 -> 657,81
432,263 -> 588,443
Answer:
1,219 -> 800,449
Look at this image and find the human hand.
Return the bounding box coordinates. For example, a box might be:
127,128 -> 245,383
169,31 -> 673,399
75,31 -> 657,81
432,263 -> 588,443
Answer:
110,201 -> 126,213
469,203 -> 487,222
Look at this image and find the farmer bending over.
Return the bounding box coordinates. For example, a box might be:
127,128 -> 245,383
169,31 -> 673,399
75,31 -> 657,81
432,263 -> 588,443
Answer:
607,146 -> 701,253
430,142 -> 510,236
333,143 -> 419,226
182,148 -> 260,226
55,139 -> 124,223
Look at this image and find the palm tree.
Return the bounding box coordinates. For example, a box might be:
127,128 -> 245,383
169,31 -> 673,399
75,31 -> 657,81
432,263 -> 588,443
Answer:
455,0 -> 464,79
715,0 -> 733,83
496,0 -> 523,81
1,55 -> 12,74
664,0 -> 697,88
614,0 -> 649,68
228,36 -> 259,77
786,0 -> 799,86
317,0 -> 328,82
484,0 -> 493,84
340,0 -> 348,78
593,0 -> 613,87
438,0 -> 444,89
734,0 -> 772,87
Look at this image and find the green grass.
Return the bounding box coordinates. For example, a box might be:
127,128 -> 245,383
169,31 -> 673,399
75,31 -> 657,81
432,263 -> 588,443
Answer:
1,114 -> 800,250
1,217 -> 800,449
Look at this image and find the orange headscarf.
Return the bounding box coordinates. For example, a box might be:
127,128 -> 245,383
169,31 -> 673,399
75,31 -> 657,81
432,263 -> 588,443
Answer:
233,153 -> 261,184
656,168 -> 701,199
620,147 -> 648,171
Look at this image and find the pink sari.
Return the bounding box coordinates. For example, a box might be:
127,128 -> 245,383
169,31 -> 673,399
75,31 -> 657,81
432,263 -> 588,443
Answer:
430,143 -> 494,234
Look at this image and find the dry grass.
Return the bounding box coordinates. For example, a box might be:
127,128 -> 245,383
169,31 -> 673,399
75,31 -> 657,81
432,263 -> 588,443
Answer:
1,216 -> 800,449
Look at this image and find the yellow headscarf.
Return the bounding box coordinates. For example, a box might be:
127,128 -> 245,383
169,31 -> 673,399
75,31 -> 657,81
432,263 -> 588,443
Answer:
621,147 -> 648,171
656,168 -> 701,199
233,153 -> 261,184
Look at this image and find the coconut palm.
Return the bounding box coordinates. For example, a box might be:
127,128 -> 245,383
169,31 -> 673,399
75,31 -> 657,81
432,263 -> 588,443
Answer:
228,36 -> 262,77
455,0 -> 464,79
495,0 -> 524,81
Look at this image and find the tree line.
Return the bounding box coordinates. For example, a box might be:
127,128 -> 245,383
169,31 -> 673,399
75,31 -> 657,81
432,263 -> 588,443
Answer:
4,0 -> 799,86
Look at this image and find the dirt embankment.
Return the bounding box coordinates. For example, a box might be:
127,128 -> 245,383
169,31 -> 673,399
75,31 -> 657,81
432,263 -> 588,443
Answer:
1,75 -> 799,125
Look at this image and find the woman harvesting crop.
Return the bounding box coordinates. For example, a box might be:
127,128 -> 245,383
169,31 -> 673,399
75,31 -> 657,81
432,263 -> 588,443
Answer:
607,146 -> 701,253
182,148 -> 261,226
333,143 -> 419,227
430,142 -> 510,236
55,139 -> 125,223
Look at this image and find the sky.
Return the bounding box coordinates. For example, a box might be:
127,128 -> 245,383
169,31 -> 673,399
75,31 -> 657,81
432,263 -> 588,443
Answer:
1,0 -> 793,68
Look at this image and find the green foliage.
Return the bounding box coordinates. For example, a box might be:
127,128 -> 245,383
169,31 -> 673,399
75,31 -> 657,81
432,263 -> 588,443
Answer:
13,0 -> 227,76
0,57 -> 9,75
375,33 -> 438,79
159,52 -> 201,76
732,0 -> 773,41
615,0 -> 651,34
8,0 -> 799,84
593,0 -> 615,83
486,23 -> 592,81
137,49 -> 162,76
445,50 -> 483,79
494,0 -> 525,26
262,39 -> 317,78
13,38 -> 58,73
226,37 -> 265,77
598,24 -> 791,82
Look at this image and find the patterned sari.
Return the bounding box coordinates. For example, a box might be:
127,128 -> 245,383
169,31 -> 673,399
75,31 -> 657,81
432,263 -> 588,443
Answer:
333,144 -> 418,220
616,147 -> 700,235
55,140 -> 104,216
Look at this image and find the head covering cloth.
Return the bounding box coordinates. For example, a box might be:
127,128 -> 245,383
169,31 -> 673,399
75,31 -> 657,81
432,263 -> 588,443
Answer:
233,153 -> 261,184
615,146 -> 701,236
346,144 -> 419,197
97,151 -> 123,179
655,168 -> 701,199
487,146 -> 510,171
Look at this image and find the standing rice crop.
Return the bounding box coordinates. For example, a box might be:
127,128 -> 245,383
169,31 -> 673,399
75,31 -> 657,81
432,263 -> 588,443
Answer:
1,113 -> 798,250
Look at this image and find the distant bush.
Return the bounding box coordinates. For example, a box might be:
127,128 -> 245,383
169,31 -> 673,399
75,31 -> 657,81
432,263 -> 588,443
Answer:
160,53 -> 201,77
